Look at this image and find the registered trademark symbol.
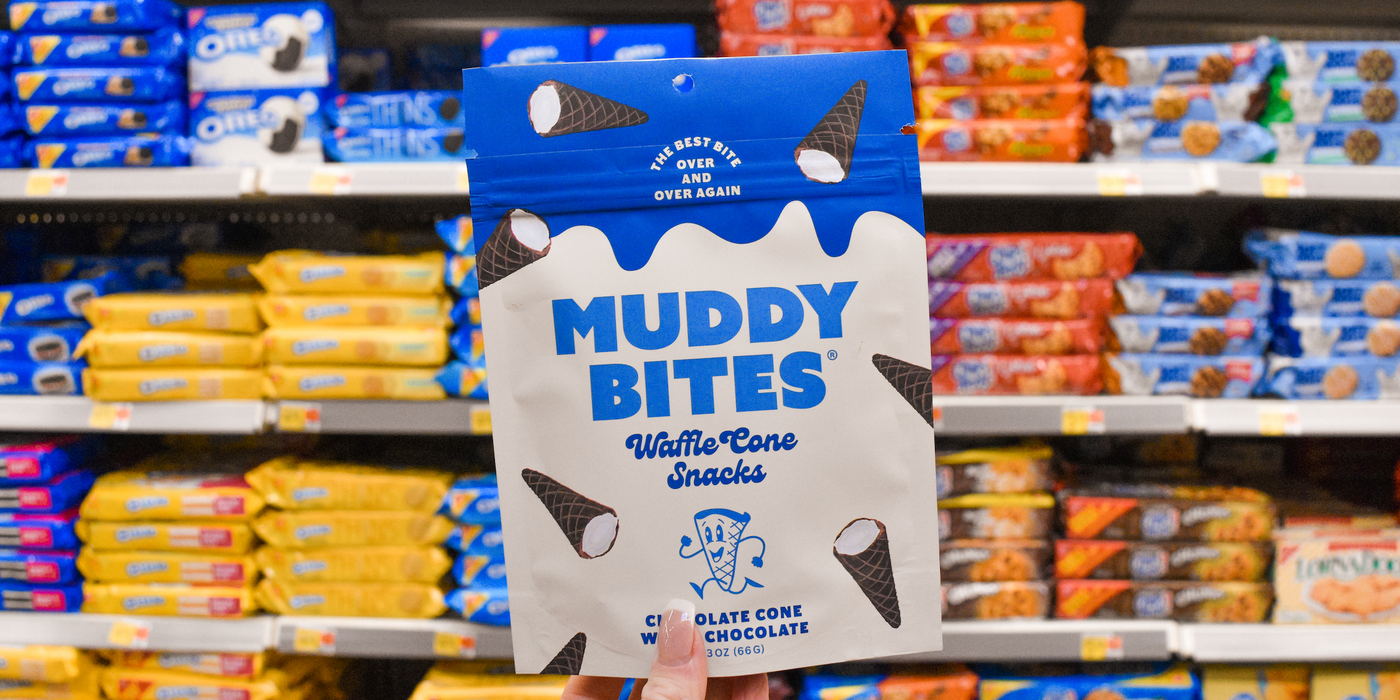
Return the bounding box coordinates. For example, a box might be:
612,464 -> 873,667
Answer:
827,350 -> 838,360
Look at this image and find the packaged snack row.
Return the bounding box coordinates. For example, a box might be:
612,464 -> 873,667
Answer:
0,436 -> 97,614
716,0 -> 894,58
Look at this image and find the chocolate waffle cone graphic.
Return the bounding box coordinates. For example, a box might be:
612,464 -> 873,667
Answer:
872,353 -> 935,429
478,209 -> 550,288
522,468 -> 618,559
834,518 -> 901,628
541,632 -> 587,674
529,80 -> 648,137
795,80 -> 868,184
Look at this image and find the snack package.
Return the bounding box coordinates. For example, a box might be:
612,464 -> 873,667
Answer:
480,26 -> 588,67
1,512 -> 80,550
1092,82 -> 1269,122
80,472 -> 263,521
1280,41 -> 1400,83
0,325 -> 88,364
927,232 -> 1140,282
900,2 -> 1083,43
1274,534 -> 1400,622
451,297 -> 480,327
13,67 -> 183,102
1108,316 -> 1271,356
1055,579 -> 1273,622
254,579 -> 446,618
186,2 -> 335,91
179,253 -> 261,291
0,274 -> 128,324
25,134 -> 190,168
588,24 -> 697,62
0,582 -> 83,612
1201,665 -> 1310,700
716,0 -> 894,36
445,587 -> 510,625
9,0 -> 182,31
915,84 -> 1088,121
249,251 -> 445,296
76,520 -> 255,553
801,665 -> 979,700
106,652 -> 263,680
246,456 -> 453,511
257,295 -> 452,327
0,135 -> 24,169
939,539 -> 1048,582
0,437 -> 93,485
1103,353 -> 1265,398
1060,484 -> 1275,541
449,326 -> 484,363
328,91 -> 464,129
17,27 -> 184,66
445,253 -> 478,296
263,365 -> 446,400
76,331 -> 263,367
251,510 -> 453,548
0,646 -> 87,683
938,493 -> 1054,540
941,581 -> 1049,620
717,32 -> 892,56
23,102 -> 185,137
444,523 -> 503,558
99,668 -> 282,700
1248,230 -> 1400,280
81,583 -> 255,617
436,216 -> 473,254
930,354 -> 1103,395
442,475 -> 501,524
261,327 -> 448,366
41,255 -> 177,290
917,117 -> 1085,162
1263,355 -> 1400,400
324,126 -> 468,163
1054,540 -> 1271,581
1269,122 -> 1400,166
935,445 -> 1052,498
1273,317 -> 1400,357
1267,80 -> 1400,124
1089,119 -> 1276,163
75,549 -> 256,585
1091,38 -> 1280,87
82,368 -> 263,401
980,665 -> 1198,700
0,361 -> 83,396
1311,666 -> 1400,700
188,88 -> 327,167
1274,279 -> 1400,318
453,554 -> 508,588
1,470 -> 93,513
255,545 -> 451,583
1115,273 -> 1272,317
931,279 -> 1115,319
82,293 -> 262,332
0,549 -> 78,584
908,41 -> 1087,87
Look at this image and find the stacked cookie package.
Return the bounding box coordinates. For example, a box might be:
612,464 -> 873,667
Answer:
903,2 -> 1089,162
1263,41 -> 1400,166
0,273 -> 130,397
802,664 -> 979,700
0,645 -> 100,700
100,650 -> 349,700
440,475 -> 508,625
246,456 -> 454,618
926,232 -> 1141,395
714,0 -> 895,57
0,437 -> 97,613
252,250 -> 452,401
408,660 -> 564,700
1104,271 -> 1271,398
435,216 -> 488,400
1247,229 -> 1400,400
1271,513 -> 1400,624
323,90 -> 466,163
13,0 -> 190,168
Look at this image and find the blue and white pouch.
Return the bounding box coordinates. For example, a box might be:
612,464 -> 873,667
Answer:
445,252 -> 478,296
1271,80 -> 1400,124
17,27 -> 185,66
8,0 -> 182,32
0,512 -> 80,550
0,324 -> 88,363
1103,353 -> 1265,398
24,102 -> 186,137
1280,42 -> 1400,83
26,133 -> 190,168
1094,37 -> 1280,87
1092,119 -> 1276,162
0,436 -> 96,485
1272,316 -> 1400,357
1091,82 -> 1267,122
435,360 -> 487,400
0,273 -> 128,323
325,126 -> 466,162
1272,279 -> 1400,318
446,586 -> 510,625
42,255 -> 178,289
1260,354 -> 1400,400
13,66 -> 184,102
1269,121 -> 1400,166
448,325 -> 483,364
328,91 -> 463,129
1108,315 -> 1270,355
450,297 -> 480,327
186,2 -> 336,91
188,88 -> 326,166
1246,229 -> 1400,280
444,523 -> 504,558
1115,273 -> 1272,317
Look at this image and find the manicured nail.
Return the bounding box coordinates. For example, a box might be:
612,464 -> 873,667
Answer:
657,598 -> 695,666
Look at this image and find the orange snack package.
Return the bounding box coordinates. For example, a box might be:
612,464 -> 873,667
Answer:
917,118 -> 1087,162
926,232 -> 1142,282
928,279 -> 1115,319
930,317 -> 1103,355
909,40 -> 1087,86
900,2 -> 1085,43
914,84 -> 1088,120
929,354 -> 1102,395
719,32 -> 892,56
716,0 -> 896,37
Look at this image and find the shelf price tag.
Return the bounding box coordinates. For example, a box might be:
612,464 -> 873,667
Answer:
107,619 -> 150,648
931,406 -> 945,431
308,167 -> 353,195
292,628 -> 336,655
432,631 -> 477,659
455,165 -> 470,193
277,402 -> 322,433
1096,169 -> 1142,197
25,170 -> 68,197
470,406 -> 492,434
1259,405 -> 1301,436
1261,170 -> 1305,198
1080,633 -> 1123,661
1062,406 -> 1105,435
89,402 -> 132,431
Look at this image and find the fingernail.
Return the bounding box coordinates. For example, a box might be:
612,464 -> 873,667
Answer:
657,598 -> 695,666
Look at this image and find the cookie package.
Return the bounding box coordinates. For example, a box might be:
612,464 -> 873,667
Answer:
717,0 -> 896,36
0,549 -> 78,584
1092,82 -> 1269,123
0,469 -> 93,513
940,539 -> 1050,581
899,2 -> 1083,43
256,295 -> 453,327
75,520 -> 257,553
0,436 -> 95,485
250,510 -> 453,548
246,456 -> 453,512
445,587 -> 510,625
938,493 -> 1055,540
82,583 -> 256,617
1055,579 -> 1273,622
1273,279 -> 1400,318
1280,41 -> 1400,83
1090,37 -> 1279,87
261,326 -> 449,366
23,102 -> 187,137
914,84 -> 1088,121
75,549 -> 256,585
255,579 -> 446,618
263,365 -> 446,400
908,40 -> 1087,87
1,512 -> 80,550
81,292 -> 263,333
1273,534 -> 1400,623
1115,273 -> 1272,317
75,330 -> 264,368
8,0 -> 183,32
248,251 -> 445,296
17,27 -> 184,67
1108,316 -> 1271,356
936,444 -> 1053,498
1201,665 -> 1310,700
255,545 -> 452,583
0,581 -> 83,612
941,581 -> 1049,620
13,66 -> 185,103
82,367 -> 264,402
980,665 -> 1199,700
1260,355 -> 1400,400
917,118 -> 1086,161
1089,119 -> 1276,163
1273,316 -> 1400,357
931,317 -> 1102,355
802,665 -> 978,700
1060,484 -> 1276,541
931,354 -> 1103,395
1266,80 -> 1400,125
1054,540 -> 1272,581
717,32 -> 893,56
0,273 -> 129,324
1102,353 -> 1265,398
79,472 -> 263,521
927,232 -> 1140,282
1269,122 -> 1400,166
1246,229 -> 1400,280
1310,666 -> 1400,700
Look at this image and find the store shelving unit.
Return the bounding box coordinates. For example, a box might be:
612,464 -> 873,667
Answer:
1180,624 -> 1400,662
258,162 -> 471,197
886,620 -> 1176,662
932,396 -> 1192,435
0,397 -> 267,434
0,167 -> 255,200
273,616 -> 512,659
0,613 -> 273,652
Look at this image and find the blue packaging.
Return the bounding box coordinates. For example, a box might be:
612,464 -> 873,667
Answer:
0,580 -> 83,611
1272,316 -> 1400,357
1104,353 -> 1265,398
436,360 -> 487,400
14,66 -> 183,102
0,324 -> 87,363
0,273 -> 127,323
17,27 -> 184,67
978,665 -> 1198,700
1109,315 -> 1271,355
0,361 -> 84,396
587,25 -> 697,62
9,0 -> 182,32
1273,279 -> 1400,318
436,216 -> 473,254
448,325 -> 483,364
338,47 -> 391,92
0,73 -> 12,102
0,469 -> 93,513
0,134 -> 22,168
43,255 -> 177,290
452,555 -> 506,588
445,252 -> 477,296
446,586 -> 509,625
0,436 -> 94,485
1093,120 -> 1276,162
0,549 -> 78,584
1091,82 -> 1267,122
442,475 -> 499,525
1270,121 -> 1400,166
480,26 -> 587,67
0,512 -> 79,550
0,33 -> 13,66
328,91 -> 463,129
0,103 -> 21,135
1116,273 -> 1272,317
23,101 -> 185,137
450,296 -> 480,327
26,133 -> 190,168
1246,229 -> 1400,280
1261,355 -> 1400,400
444,522 -> 503,557
187,2 -> 336,91
325,126 -> 466,162
1281,41 -> 1400,83
1096,38 -> 1279,87
1272,80 -> 1400,124
404,44 -> 476,91
188,88 -> 326,166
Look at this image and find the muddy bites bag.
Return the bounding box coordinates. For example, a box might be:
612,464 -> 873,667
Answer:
462,51 -> 938,676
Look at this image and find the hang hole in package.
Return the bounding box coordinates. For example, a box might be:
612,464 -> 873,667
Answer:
463,51 -> 941,676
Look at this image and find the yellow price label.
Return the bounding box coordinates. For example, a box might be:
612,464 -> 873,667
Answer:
89,402 -> 132,430
1080,633 -> 1122,661
293,628 -> 335,654
455,165 -> 471,193
1096,169 -> 1142,197
1259,407 -> 1301,436
1261,170 -> 1304,198
277,402 -> 322,433
470,407 -> 492,434
107,619 -> 150,649
308,167 -> 352,195
1061,407 -> 1104,435
24,170 -> 68,197
432,631 -> 477,658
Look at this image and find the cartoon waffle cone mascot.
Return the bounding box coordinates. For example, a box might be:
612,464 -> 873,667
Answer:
680,509 -> 766,599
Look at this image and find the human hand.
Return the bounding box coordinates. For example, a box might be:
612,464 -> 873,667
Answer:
561,600 -> 768,700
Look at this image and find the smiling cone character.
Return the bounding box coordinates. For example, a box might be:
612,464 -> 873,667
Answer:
680,508 -> 766,599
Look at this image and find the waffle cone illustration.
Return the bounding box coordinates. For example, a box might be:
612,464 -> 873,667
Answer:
522,468 -> 618,559
872,353 -> 935,429
529,80 -> 648,137
834,518 -> 901,628
795,80 -> 868,184
478,209 -> 550,288
541,632 -> 587,674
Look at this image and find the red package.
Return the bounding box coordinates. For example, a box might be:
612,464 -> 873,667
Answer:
927,232 -> 1142,282
930,354 -> 1102,395
931,317 -> 1103,355
929,279 -> 1115,319
719,32 -> 893,56
908,40 -> 1087,86
916,118 -> 1087,162
717,0 -> 896,37
914,84 -> 1088,120
900,2 -> 1085,44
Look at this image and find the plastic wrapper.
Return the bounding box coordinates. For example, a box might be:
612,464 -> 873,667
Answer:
449,325 -> 484,364
26,133 -> 189,168
1202,665 -> 1310,700
1060,484 -> 1275,541
1115,273 -> 1272,317
188,88 -> 327,167
245,456 -> 452,511
938,493 -> 1054,540
264,365 -> 446,400
1273,316 -> 1400,357
941,581 -> 1049,619
255,579 -> 445,618
442,475 -> 500,524
79,472 -> 263,521
1103,353 -> 1265,398
328,91 -> 463,129
0,549 -> 77,584
1108,316 -> 1271,355
1269,122 -> 1400,166
433,363 -> 486,402
0,134 -> 23,169
75,331 -> 263,368
1277,536 -> 1400,619
1089,119 -> 1276,162
0,581 -> 82,611
0,646 -> 87,683
0,274 -> 128,324
939,539 -> 1048,582
252,510 -> 453,548
9,0 -> 179,31
716,0 -> 895,36
1273,278 -> 1400,318
980,665 -> 1198,700
0,325 -> 87,364
1,470 -> 92,514
1313,666 -> 1400,700
82,368 -> 263,402
908,40 -> 1087,87
1,512 -> 79,550
444,523 -> 504,558
1055,579 -> 1272,622
936,445 -> 1052,498
445,253 -> 478,296
325,126 -> 466,162
99,668 -> 281,700
930,354 -> 1103,395
930,278 -> 1114,319
0,361 -> 83,396
900,2 -> 1082,42
589,24 -> 696,61
453,554 -> 507,588
105,652 -> 262,680
23,102 -> 184,137
1280,41 -> 1400,83
1054,540 -> 1271,581
81,293 -> 262,333
42,256 -> 177,291
249,251 -> 445,296
717,32 -> 891,57
1092,82 -> 1268,122
261,326 -> 448,366
1260,355 -> 1400,400
0,437 -> 93,485
1090,38 -> 1279,87
13,67 -> 182,102
1267,79 -> 1400,124
927,232 -> 1140,282
17,27 -> 183,66
801,665 -> 978,700
1249,229 -> 1400,280
76,520 -> 255,553
436,216 -> 473,255
918,117 -> 1085,162
915,84 -> 1088,121
257,295 -> 452,327
255,545 -> 451,583
445,587 -> 509,625
186,2 -> 334,91
179,253 -> 261,291
451,297 -> 481,327
81,583 -> 254,617
75,549 -> 255,585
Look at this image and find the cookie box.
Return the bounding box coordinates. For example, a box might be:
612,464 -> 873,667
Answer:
1201,665 -> 1310,700
717,32 -> 892,57
899,2 -> 1084,43
1108,316 -> 1271,355
927,232 -> 1141,282
1089,119 -> 1276,162
941,581 -> 1049,620
800,665 -> 978,700
247,456 -> 452,512
908,40 -> 1087,87
588,24 -> 697,62
1280,41 -> 1400,83
717,0 -> 895,36
251,510 -> 453,548
324,126 -> 467,163
1055,580 -> 1273,622
1090,38 -> 1279,87
940,539 -> 1050,582
451,296 -> 480,326
0,274 -> 129,324
1115,273 -> 1272,317
23,101 -> 186,136
1273,317 -> 1400,357
1273,534 -> 1400,623
261,326 -> 449,366
97,669 -> 280,700
1055,540 -> 1272,581
1060,484 -> 1276,541
932,317 -> 1103,355
328,90 -> 464,129
936,444 -> 1053,498
930,279 -> 1115,319
938,493 -> 1055,540
1269,122 -> 1400,166
916,118 -> 1086,162
914,84 -> 1088,121
1261,355 -> 1400,400
931,354 -> 1103,395
436,216 -> 473,254
1267,80 -> 1400,124
979,664 -> 1199,700
1093,82 -> 1269,122
0,469 -> 93,513
1103,353 -> 1265,398
1273,279 -> 1400,318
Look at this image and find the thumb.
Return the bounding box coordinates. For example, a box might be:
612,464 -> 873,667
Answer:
639,599 -> 706,700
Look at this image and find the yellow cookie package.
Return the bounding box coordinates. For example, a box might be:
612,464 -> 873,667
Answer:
81,584 -> 257,617
246,457 -> 452,511
0,664 -> 99,700
264,366 -> 445,400
0,646 -> 91,683
255,579 -> 445,618
104,651 -> 265,680
179,253 -> 263,291
252,510 -> 453,548
262,327 -> 448,365
76,521 -> 257,553
100,669 -> 284,700
256,296 -> 452,327
255,546 -> 451,583
410,661 -> 566,700
83,368 -> 263,402
1311,666 -> 1400,700
76,549 -> 258,585
80,472 -> 265,521
1202,665 -> 1310,700
249,251 -> 445,295
82,294 -> 263,333
76,331 -> 264,368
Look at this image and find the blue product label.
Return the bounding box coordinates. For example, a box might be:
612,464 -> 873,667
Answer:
436,216 -> 475,254
0,581 -> 83,611
436,360 -> 488,400
330,91 -> 463,129
0,469 -> 93,511
326,126 -> 466,162
24,102 -> 185,137
453,555 -> 508,587
445,523 -> 504,556
0,513 -> 80,550
0,549 -> 79,584
189,88 -> 326,166
0,273 -> 128,323
0,324 -> 87,363
1132,588 -> 1172,618
187,2 -> 336,91
480,26 -> 588,67
18,27 -> 185,66
1139,505 -> 1180,540
25,134 -> 190,168
587,25 -> 697,62
447,587 -> 510,625
14,66 -> 184,102
9,0 -> 183,32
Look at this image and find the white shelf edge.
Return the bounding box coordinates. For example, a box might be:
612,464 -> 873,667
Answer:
0,397 -> 266,434
0,612 -> 273,652
257,162 -> 470,197
1181,624 -> 1400,662
919,162 -> 1210,197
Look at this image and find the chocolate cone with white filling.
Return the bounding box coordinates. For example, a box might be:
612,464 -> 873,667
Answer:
795,80 -> 867,184
477,209 -> 550,288
834,518 -> 901,628
541,632 -> 587,674
522,469 -> 618,559
872,353 -> 935,429
529,80 -> 648,137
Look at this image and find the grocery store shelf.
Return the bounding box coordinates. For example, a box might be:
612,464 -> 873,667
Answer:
1215,163 -> 1400,200
0,397 -> 267,434
0,613 -> 273,652
273,616 -> 512,659
0,167 -> 255,200
1181,624 -> 1400,662
269,399 -> 491,434
919,163 -> 1208,197
882,620 -> 1176,662
1192,399 -> 1400,436
932,396 -> 1192,435
258,162 -> 470,196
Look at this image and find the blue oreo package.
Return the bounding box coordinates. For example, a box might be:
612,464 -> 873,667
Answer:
325,126 -> 467,162
0,512 -> 79,550
448,325 -> 483,365
442,475 -> 499,525
0,324 -> 88,363
1104,353 -> 1265,398
481,26 -> 587,67
1273,279 -> 1400,318
436,360 -> 487,400
1273,316 -> 1400,357
587,25 -> 697,62
0,134 -> 22,168
17,28 -> 184,67
445,253 -> 477,296
329,91 -> 464,129
1092,82 -> 1267,122
0,436 -> 95,485
188,88 -> 327,166
1269,122 -> 1400,166
0,549 -> 78,584
1108,316 -> 1271,355
446,587 -> 509,625
186,2 -> 336,91
0,103 -> 23,135
1261,355 -> 1400,399
452,555 -> 506,587
0,361 -> 84,396
450,297 -> 480,327
42,255 -> 179,290
0,273 -> 128,323
444,522 -> 503,557
27,133 -> 191,168
0,469 -> 93,513
1246,229 -> 1400,280
0,580 -> 84,611
23,101 -> 185,137
1116,273 -> 1272,317
0,33 -> 13,67
1281,42 -> 1400,83
14,67 -> 183,102
1093,119 -> 1276,162
9,0 -> 182,32
436,216 -> 473,254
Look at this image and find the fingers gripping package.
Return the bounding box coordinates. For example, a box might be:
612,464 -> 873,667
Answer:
186,2 -> 336,91
927,233 -> 1141,282
17,27 -> 185,67
462,52 -> 940,674
1114,273 -> 1272,317
189,89 -> 327,166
